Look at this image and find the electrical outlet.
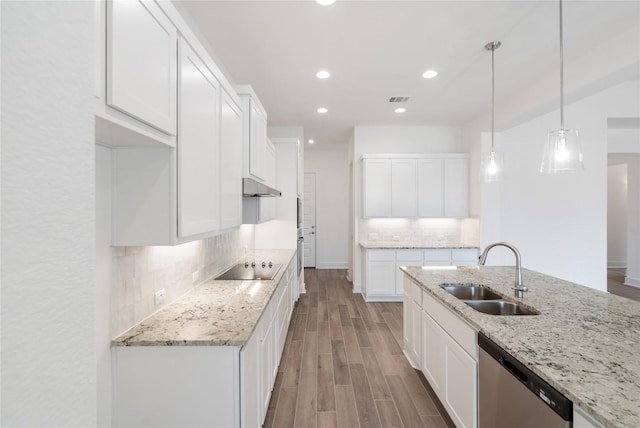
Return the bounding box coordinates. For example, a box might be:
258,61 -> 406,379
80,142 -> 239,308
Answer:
368,233 -> 379,241
192,270 -> 200,284
392,235 -> 401,241
154,289 -> 166,306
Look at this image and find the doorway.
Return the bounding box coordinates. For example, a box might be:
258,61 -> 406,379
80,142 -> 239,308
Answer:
303,172 -> 316,268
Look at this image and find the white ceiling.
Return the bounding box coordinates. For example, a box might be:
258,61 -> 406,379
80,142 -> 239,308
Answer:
176,1 -> 640,148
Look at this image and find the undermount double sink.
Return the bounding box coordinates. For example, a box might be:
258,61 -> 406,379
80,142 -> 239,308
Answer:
441,284 -> 540,316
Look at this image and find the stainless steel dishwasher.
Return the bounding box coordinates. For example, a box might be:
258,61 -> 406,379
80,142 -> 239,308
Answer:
478,333 -> 573,428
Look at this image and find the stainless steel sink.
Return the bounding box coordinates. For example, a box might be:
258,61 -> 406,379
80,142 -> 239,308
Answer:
441,284 -> 503,300
464,300 -> 540,316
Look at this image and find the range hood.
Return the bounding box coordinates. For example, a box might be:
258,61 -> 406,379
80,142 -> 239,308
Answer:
242,177 -> 281,197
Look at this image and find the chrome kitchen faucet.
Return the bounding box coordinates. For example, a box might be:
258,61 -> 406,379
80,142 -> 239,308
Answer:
478,242 -> 528,300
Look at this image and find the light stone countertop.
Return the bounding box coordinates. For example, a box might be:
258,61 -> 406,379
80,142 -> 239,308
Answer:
359,240 -> 479,249
112,249 -> 296,348
401,265 -> 640,428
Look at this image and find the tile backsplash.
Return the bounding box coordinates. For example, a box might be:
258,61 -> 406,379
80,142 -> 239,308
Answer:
359,218 -> 479,246
111,225 -> 254,337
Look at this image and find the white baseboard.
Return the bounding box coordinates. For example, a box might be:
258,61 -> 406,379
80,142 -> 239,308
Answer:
624,276 -> 640,288
353,281 -> 361,293
316,262 -> 349,269
346,270 -> 352,282
608,261 -> 626,269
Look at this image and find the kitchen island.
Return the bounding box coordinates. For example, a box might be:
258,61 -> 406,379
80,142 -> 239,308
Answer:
401,265 -> 640,428
112,249 -> 297,428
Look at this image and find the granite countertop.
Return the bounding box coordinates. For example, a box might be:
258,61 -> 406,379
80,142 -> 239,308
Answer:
112,249 -> 296,347
401,265 -> 640,428
360,240 -> 479,249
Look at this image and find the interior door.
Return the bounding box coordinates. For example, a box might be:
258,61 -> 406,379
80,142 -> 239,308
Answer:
303,173 -> 316,268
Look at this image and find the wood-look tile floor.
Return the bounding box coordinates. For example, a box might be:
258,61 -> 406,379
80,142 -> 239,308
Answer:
607,268 -> 640,302
264,269 -> 454,428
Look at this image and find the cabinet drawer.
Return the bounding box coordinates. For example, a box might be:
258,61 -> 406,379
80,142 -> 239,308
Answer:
424,249 -> 451,262
451,248 -> 478,262
422,291 -> 477,360
404,276 -> 422,305
397,250 -> 424,262
367,249 -> 395,262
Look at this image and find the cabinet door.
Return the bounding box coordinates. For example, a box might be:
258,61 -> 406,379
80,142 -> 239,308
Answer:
396,250 -> 423,295
403,292 -> 412,358
444,334 -> 477,428
177,39 -> 220,238
366,261 -> 396,296
250,103 -> 267,181
410,299 -> 422,365
391,159 -> 417,217
444,158 -> 469,218
421,311 -> 446,400
259,141 -> 277,221
220,89 -> 243,230
363,159 -> 391,218
107,0 -> 177,134
259,320 -> 274,423
241,329 -> 260,428
451,248 -> 478,266
417,159 -> 444,217
424,249 -> 452,266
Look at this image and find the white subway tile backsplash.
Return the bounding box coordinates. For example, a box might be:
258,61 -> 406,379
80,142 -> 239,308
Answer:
111,228 -> 252,337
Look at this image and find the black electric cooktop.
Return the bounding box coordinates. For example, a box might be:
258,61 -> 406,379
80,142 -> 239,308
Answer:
215,262 -> 283,281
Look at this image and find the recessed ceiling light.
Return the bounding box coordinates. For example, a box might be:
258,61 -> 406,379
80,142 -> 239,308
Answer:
395,107 -> 406,114
316,70 -> 331,79
317,107 -> 328,114
308,139 -> 315,144
316,0 -> 336,5
422,70 -> 438,79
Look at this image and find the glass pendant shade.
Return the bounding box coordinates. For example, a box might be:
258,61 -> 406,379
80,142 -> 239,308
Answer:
483,150 -> 503,182
540,129 -> 583,173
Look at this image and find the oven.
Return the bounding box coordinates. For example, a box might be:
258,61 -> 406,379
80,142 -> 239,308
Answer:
297,228 -> 304,276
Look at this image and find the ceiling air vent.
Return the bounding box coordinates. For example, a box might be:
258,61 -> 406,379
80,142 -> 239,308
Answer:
389,96 -> 411,103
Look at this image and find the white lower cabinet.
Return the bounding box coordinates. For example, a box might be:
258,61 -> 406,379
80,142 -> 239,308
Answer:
404,275 -> 478,428
113,259 -> 296,428
573,408 -> 603,428
363,248 -> 478,301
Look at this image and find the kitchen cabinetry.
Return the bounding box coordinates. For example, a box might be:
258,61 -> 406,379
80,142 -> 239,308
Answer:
103,0 -> 243,245
243,139 -> 277,224
362,154 -> 469,219
363,158 -> 392,217
402,275 -> 478,428
95,0 -> 177,147
573,408 -> 603,428
237,86 -> 268,182
113,258 -> 297,428
177,38 -> 220,237
220,89 -> 243,230
362,248 -> 478,301
403,278 -> 422,368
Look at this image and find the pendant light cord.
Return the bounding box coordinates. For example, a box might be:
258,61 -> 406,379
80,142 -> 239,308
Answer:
559,0 -> 564,130
491,43 -> 495,152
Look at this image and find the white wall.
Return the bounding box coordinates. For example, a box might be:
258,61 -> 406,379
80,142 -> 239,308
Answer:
476,81 -> 640,290
1,2 -> 96,425
305,147 -> 350,269
607,163 -> 627,268
350,126 -> 466,290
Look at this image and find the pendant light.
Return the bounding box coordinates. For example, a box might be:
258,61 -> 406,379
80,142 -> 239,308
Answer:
483,41 -> 502,183
540,0 -> 584,173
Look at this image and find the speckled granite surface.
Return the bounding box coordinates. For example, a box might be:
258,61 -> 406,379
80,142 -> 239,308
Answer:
112,250 -> 295,347
359,241 -> 479,249
401,265 -> 640,428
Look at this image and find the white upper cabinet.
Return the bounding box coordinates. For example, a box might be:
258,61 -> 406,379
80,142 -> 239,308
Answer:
363,154 -> 469,219
444,158 -> 469,218
108,1 -> 244,245
363,158 -> 392,218
391,159 -> 418,217
220,89 -> 243,230
177,39 -> 220,238
418,159 -> 444,217
237,86 -> 268,182
106,0 -> 177,136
